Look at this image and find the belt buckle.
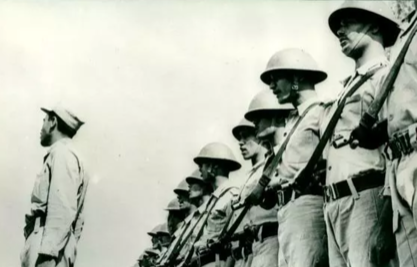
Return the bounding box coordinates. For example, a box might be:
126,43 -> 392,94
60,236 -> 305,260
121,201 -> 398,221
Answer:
326,183 -> 338,201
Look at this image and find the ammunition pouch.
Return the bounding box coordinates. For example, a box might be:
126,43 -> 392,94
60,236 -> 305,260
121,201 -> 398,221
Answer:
385,122 -> 417,160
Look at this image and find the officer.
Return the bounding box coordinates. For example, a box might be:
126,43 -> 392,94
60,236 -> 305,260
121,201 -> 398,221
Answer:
235,90 -> 293,267
258,48 -> 328,266
352,1 -> 417,266
192,142 -> 241,267
174,179 -> 192,211
326,2 -> 400,266
21,105 -> 88,267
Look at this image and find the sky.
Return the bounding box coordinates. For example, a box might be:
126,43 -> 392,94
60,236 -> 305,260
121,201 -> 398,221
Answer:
0,0 -> 365,266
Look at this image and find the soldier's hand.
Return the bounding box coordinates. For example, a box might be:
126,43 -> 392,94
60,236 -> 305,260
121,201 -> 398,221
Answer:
369,224 -> 396,265
35,254 -> 57,267
350,118 -> 388,150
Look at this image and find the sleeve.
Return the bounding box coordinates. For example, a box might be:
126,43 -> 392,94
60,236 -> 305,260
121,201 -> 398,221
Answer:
39,148 -> 81,257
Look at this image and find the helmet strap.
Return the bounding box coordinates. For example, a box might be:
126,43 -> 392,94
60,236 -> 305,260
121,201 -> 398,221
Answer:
344,23 -> 372,57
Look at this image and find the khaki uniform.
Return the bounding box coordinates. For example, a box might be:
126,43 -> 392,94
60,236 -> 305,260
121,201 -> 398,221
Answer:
192,179 -> 238,267
231,159 -> 278,267
323,57 -> 393,267
21,138 -> 89,267
383,9 -> 417,267
275,98 -> 328,267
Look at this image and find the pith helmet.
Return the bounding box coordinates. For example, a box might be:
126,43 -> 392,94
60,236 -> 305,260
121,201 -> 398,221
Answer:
244,89 -> 294,122
156,223 -> 170,236
232,118 -> 255,140
193,142 -> 241,171
165,198 -> 188,212
173,179 -> 188,196
185,169 -> 205,185
147,224 -> 162,237
260,48 -> 327,85
328,1 -> 399,47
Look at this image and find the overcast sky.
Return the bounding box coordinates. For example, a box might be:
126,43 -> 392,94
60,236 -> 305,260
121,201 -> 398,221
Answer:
0,1 -> 363,266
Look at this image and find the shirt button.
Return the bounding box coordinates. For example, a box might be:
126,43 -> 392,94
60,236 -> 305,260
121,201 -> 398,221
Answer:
283,132 -> 287,137
389,114 -> 393,121
328,166 -> 332,171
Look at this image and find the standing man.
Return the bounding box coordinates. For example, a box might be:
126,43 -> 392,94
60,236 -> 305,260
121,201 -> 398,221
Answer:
165,199 -> 190,236
325,2 -> 400,266
259,48 -> 328,266
235,90 -> 293,267
352,1 -> 417,266
192,142 -> 241,267
21,105 -> 88,267
148,224 -> 164,250
174,179 -> 192,211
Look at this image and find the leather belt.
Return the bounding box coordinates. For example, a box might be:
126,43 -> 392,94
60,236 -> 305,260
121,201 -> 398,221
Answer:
324,170 -> 385,202
189,251 -> 227,267
277,186 -> 324,207
385,122 -> 417,160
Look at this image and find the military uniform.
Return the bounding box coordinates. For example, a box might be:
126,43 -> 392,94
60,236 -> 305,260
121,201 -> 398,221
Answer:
383,8 -> 417,267
21,138 -> 89,267
323,2 -> 400,266
275,98 -> 328,267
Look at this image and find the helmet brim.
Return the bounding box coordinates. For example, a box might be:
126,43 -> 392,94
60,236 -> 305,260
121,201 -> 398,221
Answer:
232,125 -> 255,140
193,157 -> 241,172
244,109 -> 292,123
328,8 -> 400,47
173,188 -> 188,195
260,69 -> 328,86
185,176 -> 205,185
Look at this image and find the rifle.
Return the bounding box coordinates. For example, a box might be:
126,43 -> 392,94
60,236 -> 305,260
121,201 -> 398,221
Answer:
352,15 -> 417,132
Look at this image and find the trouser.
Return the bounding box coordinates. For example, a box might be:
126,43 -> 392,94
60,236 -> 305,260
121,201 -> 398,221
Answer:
387,151 -> 417,267
324,186 -> 398,267
21,220 -> 76,267
250,236 -> 278,267
277,195 -> 328,267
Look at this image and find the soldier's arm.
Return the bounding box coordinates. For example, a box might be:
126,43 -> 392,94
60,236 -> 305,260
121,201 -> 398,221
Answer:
39,148 -> 81,257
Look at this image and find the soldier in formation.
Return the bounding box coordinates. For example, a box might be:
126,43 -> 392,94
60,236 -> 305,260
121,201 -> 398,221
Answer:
133,1 -> 417,266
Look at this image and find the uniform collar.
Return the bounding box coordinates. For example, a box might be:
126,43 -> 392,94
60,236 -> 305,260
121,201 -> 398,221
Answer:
296,96 -> 320,115
250,159 -> 266,173
47,137 -> 71,153
356,55 -> 388,76
212,177 -> 232,198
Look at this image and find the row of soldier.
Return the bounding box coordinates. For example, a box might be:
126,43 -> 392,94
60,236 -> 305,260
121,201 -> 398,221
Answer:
130,1 -> 417,267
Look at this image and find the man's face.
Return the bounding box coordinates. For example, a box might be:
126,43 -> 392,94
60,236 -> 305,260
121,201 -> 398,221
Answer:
336,17 -> 371,57
188,183 -> 204,200
237,129 -> 262,160
253,117 -> 277,140
40,114 -> 55,147
199,162 -> 212,181
151,236 -> 159,249
269,74 -> 293,104
176,193 -> 189,206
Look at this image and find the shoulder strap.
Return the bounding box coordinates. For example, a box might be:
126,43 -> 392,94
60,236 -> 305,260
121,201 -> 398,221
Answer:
293,74 -> 373,188
263,101 -> 321,178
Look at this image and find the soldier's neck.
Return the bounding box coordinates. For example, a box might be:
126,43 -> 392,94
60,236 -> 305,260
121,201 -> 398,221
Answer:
293,90 -> 317,108
354,42 -> 385,70
49,132 -> 68,147
213,175 -> 228,190
251,151 -> 265,166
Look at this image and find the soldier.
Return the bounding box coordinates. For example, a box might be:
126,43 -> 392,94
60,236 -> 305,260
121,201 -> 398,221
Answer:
233,91 -> 293,267
21,105 -> 88,267
157,170 -> 211,267
174,179 -> 192,211
191,142 -> 241,267
165,199 -> 189,236
351,1 -> 417,266
256,48 -> 328,266
148,224 -> 164,250
325,2 -> 400,266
